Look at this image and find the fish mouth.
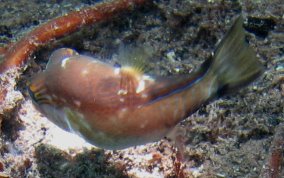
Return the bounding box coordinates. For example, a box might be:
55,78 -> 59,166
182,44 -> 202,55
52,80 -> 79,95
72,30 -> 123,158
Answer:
27,82 -> 51,105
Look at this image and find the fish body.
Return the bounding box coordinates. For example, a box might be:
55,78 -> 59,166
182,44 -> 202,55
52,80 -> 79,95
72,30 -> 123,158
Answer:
29,16 -> 263,149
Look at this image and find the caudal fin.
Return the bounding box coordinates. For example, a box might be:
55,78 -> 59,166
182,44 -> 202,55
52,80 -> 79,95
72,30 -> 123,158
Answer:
206,16 -> 264,96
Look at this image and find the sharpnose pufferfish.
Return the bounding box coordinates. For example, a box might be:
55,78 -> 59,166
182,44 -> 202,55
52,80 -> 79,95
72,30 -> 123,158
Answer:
28,16 -> 263,150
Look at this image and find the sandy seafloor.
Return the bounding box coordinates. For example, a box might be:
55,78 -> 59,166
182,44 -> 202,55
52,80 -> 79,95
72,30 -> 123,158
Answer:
0,0 -> 283,177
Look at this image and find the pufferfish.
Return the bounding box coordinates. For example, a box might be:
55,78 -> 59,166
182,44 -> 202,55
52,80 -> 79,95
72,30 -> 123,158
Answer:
28,16 -> 263,150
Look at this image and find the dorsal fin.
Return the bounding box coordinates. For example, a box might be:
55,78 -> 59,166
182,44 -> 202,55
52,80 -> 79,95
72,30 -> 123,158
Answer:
117,45 -> 154,74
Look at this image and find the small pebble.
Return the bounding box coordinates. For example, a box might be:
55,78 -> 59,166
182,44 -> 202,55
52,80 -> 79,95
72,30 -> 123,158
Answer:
276,65 -> 283,71
166,51 -> 176,62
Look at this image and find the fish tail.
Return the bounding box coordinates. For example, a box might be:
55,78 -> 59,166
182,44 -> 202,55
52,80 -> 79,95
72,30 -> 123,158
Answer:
205,16 -> 264,96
